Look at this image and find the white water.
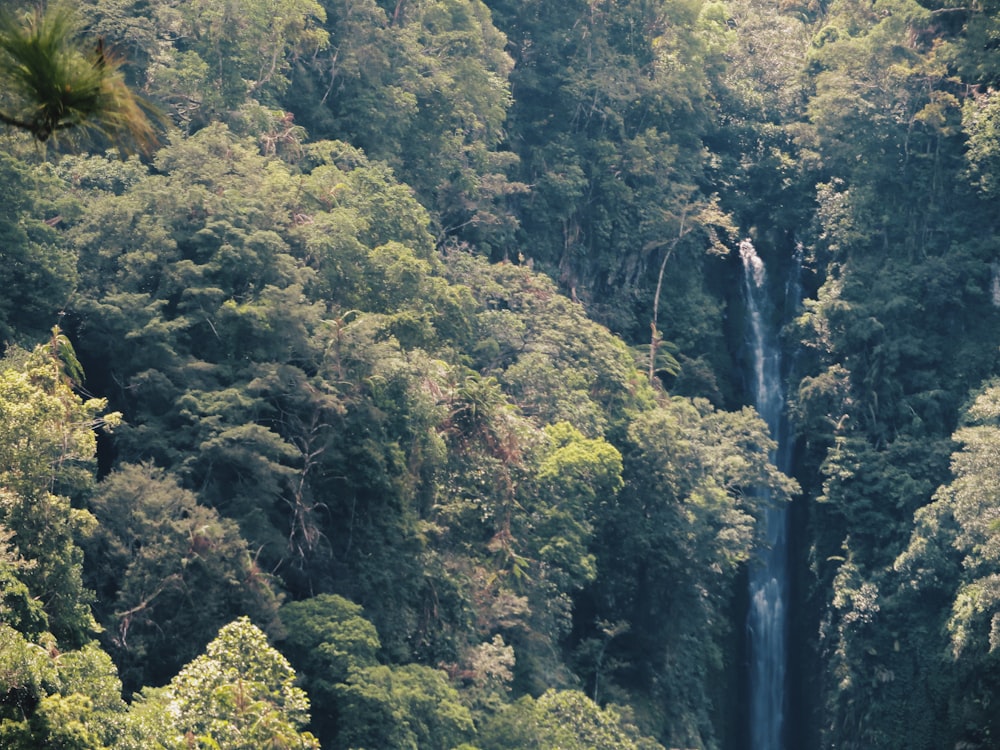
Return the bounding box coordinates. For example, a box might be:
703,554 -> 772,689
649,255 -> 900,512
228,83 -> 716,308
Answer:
741,239 -> 797,750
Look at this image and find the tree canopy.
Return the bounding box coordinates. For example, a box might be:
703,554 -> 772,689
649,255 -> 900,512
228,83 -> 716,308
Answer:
3,0 -> 1000,747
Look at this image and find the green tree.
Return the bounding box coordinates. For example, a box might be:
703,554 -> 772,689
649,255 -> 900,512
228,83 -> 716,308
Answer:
0,150 -> 77,343
85,463 -> 282,692
277,594 -> 380,745
149,0 -> 327,120
486,0 -> 736,346
588,397 -> 796,746
442,252 -> 644,436
0,333 -> 129,748
335,662 -> 474,750
963,89 -> 1000,197
0,626 -> 130,750
0,332 -> 119,646
79,0 -> 328,133
890,381 -> 1000,747
478,689 -> 664,750
0,526 -> 45,634
62,126 -> 481,665
939,385 -> 1000,657
290,0 -> 520,251
149,617 -> 319,750
893,384 -> 1000,750
530,422 -> 623,593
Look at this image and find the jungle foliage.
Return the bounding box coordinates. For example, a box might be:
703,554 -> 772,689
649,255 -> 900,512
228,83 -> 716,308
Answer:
1,0 -> 1000,748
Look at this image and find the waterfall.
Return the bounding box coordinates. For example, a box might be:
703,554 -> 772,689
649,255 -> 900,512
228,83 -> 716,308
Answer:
741,239 -> 798,750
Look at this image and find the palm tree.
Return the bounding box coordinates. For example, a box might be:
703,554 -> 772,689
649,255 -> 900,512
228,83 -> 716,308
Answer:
0,2 -> 157,152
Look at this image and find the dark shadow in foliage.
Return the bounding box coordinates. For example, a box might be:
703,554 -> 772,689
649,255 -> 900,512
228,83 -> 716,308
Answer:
84,462 -> 282,693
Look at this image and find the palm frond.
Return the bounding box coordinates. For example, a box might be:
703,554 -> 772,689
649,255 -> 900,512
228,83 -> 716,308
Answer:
0,2 -> 157,152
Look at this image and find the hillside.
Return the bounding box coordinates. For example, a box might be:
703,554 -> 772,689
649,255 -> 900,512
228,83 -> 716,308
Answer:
1,0 -> 1000,748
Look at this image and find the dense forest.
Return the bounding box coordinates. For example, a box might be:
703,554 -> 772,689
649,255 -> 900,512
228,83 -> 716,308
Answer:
1,0 -> 1000,747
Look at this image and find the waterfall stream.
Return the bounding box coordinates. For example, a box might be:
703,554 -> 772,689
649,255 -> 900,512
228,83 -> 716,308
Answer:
741,239 -> 798,750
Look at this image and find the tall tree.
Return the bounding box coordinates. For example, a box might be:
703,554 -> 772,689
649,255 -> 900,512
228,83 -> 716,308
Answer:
85,463 -> 282,693
289,0 -> 520,251
136,617 -> 320,749
587,397 -> 797,747
893,383 -> 1000,747
0,331 -> 119,646
487,0 -> 735,349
